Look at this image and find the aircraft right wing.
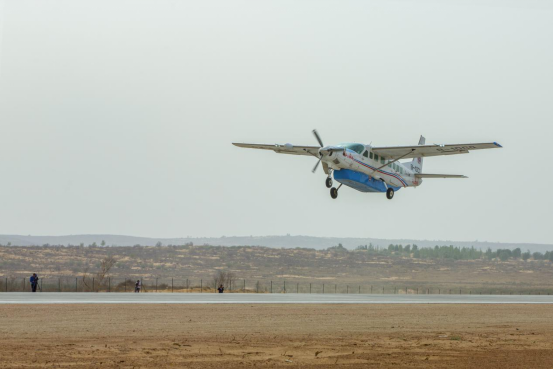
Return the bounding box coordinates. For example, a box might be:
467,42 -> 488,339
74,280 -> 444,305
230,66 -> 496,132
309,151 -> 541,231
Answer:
232,143 -> 320,157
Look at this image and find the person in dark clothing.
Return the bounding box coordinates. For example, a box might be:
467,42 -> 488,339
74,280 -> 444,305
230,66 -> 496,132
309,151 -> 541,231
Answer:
217,284 -> 224,293
135,280 -> 141,293
30,273 -> 38,292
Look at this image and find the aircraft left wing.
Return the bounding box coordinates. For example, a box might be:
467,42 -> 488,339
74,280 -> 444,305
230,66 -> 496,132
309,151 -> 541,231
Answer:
415,174 -> 468,179
372,142 -> 502,160
232,143 -> 320,157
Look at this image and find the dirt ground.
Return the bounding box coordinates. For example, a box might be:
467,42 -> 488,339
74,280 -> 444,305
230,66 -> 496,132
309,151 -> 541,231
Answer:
1,304 -> 552,368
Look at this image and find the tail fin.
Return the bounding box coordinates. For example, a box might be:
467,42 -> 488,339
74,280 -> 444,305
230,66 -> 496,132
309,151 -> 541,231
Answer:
410,136 -> 425,173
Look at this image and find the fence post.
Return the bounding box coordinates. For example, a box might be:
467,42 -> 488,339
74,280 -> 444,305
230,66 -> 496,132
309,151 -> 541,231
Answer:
59,278 -> 61,292
201,279 -> 202,293
459,289 -> 461,295
347,285 -> 349,294
394,287 -> 396,294
335,284 -> 337,294
40,278 -> 43,292
172,278 -> 173,293
92,277 -> 95,292
271,281 -> 272,293
383,287 -> 384,294
5,278 -> 7,292
323,284 -> 325,294
244,279 -> 246,293
284,280 -> 286,293
371,285 -> 372,294
76,278 -> 78,292
125,279 -> 127,293
256,281 -> 259,294
310,283 -> 312,294
187,279 -> 189,292
23,277 -> 25,291
109,278 -> 111,293
297,283 -> 299,293
359,286 -> 360,294
156,278 -> 158,293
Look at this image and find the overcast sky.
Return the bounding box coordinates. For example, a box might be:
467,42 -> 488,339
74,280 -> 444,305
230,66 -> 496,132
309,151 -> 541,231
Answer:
0,0 -> 552,244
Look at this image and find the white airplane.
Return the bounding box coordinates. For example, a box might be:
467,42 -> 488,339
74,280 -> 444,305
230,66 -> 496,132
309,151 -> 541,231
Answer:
233,130 -> 502,200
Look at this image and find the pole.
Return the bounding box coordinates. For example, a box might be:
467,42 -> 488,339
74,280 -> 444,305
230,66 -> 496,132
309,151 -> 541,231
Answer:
271,281 -> 272,293
244,279 -> 246,293
256,281 -> 259,294
76,278 -> 78,292
187,279 -> 189,292
172,278 -> 173,293
59,278 -> 61,292
5,278 -> 7,292
125,279 -> 126,293
92,277 -> 95,292
284,281 -> 286,293
23,277 -> 25,291
156,278 -> 158,293
201,279 -> 202,293
109,277 -> 111,293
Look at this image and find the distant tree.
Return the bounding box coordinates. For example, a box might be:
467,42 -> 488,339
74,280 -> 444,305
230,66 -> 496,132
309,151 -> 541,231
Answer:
532,252 -> 544,260
7,242 -> 11,246
155,242 -> 163,247
513,248 -> 522,259
522,250 -> 531,261
101,240 -> 106,247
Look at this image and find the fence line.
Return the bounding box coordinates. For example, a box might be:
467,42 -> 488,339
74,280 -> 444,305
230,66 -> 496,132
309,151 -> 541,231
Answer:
0,276 -> 552,295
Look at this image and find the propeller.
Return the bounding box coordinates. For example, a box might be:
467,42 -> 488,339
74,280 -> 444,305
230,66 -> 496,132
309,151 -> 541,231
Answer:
311,129 -> 324,173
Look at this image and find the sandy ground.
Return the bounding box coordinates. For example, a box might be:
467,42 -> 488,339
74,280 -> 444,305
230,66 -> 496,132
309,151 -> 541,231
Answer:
1,304 -> 553,368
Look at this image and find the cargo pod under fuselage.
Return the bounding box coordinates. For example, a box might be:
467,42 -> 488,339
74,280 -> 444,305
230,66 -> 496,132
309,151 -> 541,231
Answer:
333,169 -> 401,193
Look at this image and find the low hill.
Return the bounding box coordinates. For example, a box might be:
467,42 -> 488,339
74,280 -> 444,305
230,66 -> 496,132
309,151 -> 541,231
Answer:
0,234 -> 551,253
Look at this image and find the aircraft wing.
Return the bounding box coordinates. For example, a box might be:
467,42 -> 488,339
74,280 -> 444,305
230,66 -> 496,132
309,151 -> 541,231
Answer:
232,143 -> 320,157
415,174 -> 468,179
372,142 -> 502,160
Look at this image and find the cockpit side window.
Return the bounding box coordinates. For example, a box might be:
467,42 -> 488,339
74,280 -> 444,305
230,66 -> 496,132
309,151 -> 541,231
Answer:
369,152 -> 373,159
380,157 -> 385,164
363,150 -> 369,158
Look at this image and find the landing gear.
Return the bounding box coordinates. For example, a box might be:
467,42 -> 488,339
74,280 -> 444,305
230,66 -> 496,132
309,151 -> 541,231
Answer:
330,184 -> 342,199
325,177 -> 333,188
386,188 -> 394,200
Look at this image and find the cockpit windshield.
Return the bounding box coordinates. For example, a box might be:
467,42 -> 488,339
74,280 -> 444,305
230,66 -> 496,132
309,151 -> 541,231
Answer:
337,143 -> 365,155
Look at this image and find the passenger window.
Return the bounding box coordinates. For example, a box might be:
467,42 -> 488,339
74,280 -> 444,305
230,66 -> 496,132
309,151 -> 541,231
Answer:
369,152 -> 373,159
363,150 -> 368,158
374,154 -> 379,161
381,157 -> 385,164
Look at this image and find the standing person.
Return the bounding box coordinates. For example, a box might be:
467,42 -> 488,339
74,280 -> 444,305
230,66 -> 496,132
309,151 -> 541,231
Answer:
135,280 -> 141,293
218,284 -> 224,293
30,273 -> 39,293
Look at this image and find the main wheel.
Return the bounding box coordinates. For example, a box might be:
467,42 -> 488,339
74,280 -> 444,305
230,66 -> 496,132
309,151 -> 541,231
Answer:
386,188 -> 394,200
325,177 -> 333,188
330,187 -> 338,199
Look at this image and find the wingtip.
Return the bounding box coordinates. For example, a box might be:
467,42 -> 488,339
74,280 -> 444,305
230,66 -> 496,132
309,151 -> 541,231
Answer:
493,142 -> 503,148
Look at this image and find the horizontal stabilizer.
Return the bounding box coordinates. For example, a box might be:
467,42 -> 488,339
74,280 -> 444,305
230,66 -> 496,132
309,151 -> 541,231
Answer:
415,174 -> 468,179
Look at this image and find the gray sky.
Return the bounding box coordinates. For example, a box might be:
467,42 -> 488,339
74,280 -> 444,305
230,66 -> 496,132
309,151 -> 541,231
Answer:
0,0 -> 552,244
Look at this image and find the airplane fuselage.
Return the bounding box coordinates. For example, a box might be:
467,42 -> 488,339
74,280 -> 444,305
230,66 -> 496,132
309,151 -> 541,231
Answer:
321,144 -> 421,193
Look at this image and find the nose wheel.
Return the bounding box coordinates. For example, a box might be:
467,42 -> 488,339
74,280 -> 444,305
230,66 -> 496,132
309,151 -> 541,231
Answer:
386,188 -> 394,200
325,177 -> 333,188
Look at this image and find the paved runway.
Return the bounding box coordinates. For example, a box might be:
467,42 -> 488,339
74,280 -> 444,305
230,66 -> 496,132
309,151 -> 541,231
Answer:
1,292 -> 553,304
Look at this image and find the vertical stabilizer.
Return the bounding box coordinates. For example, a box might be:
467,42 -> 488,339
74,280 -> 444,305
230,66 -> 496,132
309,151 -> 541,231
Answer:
410,135 -> 425,173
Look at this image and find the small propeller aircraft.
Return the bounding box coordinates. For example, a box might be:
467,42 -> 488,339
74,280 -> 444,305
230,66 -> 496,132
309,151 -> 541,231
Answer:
233,130 -> 502,200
